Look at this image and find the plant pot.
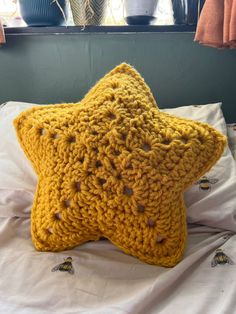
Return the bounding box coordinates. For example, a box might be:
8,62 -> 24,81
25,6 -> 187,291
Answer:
187,0 -> 198,25
124,0 -> 159,25
172,0 -> 205,25
69,0 -> 107,26
19,0 -> 67,27
171,0 -> 187,25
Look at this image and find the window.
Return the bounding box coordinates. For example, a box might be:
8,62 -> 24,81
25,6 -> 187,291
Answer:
0,0 -> 174,27
1,0 -> 204,30
0,0 -> 25,26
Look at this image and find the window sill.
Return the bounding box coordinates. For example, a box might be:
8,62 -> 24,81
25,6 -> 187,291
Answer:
4,25 -> 196,35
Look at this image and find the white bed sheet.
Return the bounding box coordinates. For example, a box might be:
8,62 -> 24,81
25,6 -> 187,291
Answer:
0,218 -> 236,314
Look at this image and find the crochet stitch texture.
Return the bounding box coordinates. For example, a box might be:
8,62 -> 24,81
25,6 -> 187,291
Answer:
14,63 -> 226,267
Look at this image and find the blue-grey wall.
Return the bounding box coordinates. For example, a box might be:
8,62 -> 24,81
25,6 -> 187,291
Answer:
1,32 -> 236,122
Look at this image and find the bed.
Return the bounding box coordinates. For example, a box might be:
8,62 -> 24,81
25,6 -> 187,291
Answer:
0,218 -> 235,314
1,68 -> 236,314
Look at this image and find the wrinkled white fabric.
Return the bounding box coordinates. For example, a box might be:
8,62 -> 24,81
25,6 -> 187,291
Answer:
0,218 -> 235,314
0,101 -> 38,191
227,124 -> 236,160
0,102 -> 39,217
0,189 -> 34,218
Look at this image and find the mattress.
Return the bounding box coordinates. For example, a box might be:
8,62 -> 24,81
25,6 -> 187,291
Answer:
0,217 -> 235,314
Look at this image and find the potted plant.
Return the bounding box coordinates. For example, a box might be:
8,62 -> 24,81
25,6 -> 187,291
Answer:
19,0 -> 67,26
124,0 -> 159,25
69,0 -> 107,26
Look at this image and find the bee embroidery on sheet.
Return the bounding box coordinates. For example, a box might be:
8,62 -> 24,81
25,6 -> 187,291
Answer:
195,176 -> 219,191
233,124 -> 236,131
211,249 -> 235,267
51,257 -> 74,274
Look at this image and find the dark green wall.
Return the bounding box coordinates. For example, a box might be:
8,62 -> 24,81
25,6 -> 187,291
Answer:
1,32 -> 236,122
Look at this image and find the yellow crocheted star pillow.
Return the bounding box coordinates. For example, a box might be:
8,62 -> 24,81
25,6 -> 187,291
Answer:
14,63 -> 226,267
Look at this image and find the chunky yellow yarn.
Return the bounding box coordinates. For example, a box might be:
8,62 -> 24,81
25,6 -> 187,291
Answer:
14,63 -> 226,267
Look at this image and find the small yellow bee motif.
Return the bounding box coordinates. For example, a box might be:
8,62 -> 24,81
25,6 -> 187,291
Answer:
211,249 -> 234,267
233,124 -> 236,131
195,176 -> 219,191
51,257 -> 74,274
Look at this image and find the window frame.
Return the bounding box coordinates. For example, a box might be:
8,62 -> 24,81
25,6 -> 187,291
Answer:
4,25 -> 196,35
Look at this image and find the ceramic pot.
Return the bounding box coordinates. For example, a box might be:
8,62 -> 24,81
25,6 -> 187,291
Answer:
19,0 -> 67,27
172,0 -> 205,25
124,0 -> 159,25
70,0 -> 107,26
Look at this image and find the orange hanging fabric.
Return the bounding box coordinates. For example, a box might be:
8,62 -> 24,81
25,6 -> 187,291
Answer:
0,20 -> 5,44
195,0 -> 236,48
